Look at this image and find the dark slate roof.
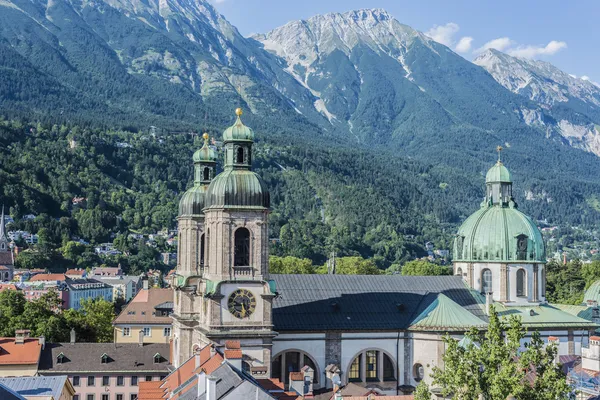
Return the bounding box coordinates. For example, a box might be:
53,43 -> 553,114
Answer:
155,301 -> 174,310
271,274 -> 487,331
39,343 -> 170,373
0,251 -> 13,265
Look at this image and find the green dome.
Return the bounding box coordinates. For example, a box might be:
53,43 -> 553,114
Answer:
223,109 -> 254,142
486,162 -> 512,183
179,185 -> 209,217
454,204 -> 545,263
193,142 -> 218,163
204,169 -> 270,210
584,281 -> 600,304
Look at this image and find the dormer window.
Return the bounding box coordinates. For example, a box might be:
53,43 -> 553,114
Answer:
101,353 -> 109,364
57,353 -> 65,364
153,353 -> 162,364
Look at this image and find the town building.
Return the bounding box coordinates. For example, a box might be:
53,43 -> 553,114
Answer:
138,342 -> 279,400
91,267 -> 123,277
65,279 -> 113,310
169,111 -> 600,396
0,330 -> 43,377
113,285 -> 173,344
65,269 -> 86,279
0,375 -> 75,400
96,275 -> 142,302
0,207 -> 15,282
22,283 -> 69,309
39,336 -> 169,400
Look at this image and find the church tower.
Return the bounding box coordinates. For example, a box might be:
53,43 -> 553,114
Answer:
172,133 -> 217,367
0,206 -> 14,282
173,109 -> 276,375
453,148 -> 546,304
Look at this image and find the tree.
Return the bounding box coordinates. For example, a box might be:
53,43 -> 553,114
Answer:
269,256 -> 315,274
316,256 -> 382,275
399,260 -> 451,276
64,298 -> 115,343
420,306 -> 574,400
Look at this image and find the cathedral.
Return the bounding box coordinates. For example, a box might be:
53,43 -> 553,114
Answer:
172,110 -> 599,394
0,206 -> 14,282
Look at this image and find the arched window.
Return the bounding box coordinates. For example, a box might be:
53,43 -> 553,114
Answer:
199,233 -> 205,267
236,147 -> 244,164
413,363 -> 425,382
271,351 -> 319,384
203,167 -> 210,181
347,350 -> 396,383
516,234 -> 528,260
456,267 -> 463,276
234,228 -> 250,267
517,269 -> 526,297
482,269 -> 492,294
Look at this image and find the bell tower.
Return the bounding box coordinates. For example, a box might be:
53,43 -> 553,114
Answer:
195,108 -> 275,377
172,133 -> 217,367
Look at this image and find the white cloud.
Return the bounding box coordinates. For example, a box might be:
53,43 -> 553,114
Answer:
425,23 -> 459,47
508,40 -> 567,58
475,37 -> 513,54
455,36 -> 473,53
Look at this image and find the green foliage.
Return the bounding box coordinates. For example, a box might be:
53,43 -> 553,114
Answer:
315,256 -> 382,275
269,256 -> 315,274
545,259 -> 586,304
398,260 -> 452,276
64,298 -> 115,343
0,290 -> 115,342
423,306 -> 573,400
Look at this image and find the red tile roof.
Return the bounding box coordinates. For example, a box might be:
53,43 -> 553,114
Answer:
0,284 -> 17,292
289,372 -> 304,381
113,288 -> 173,325
224,340 -> 240,349
0,338 -> 42,365
137,381 -> 165,400
29,274 -> 66,282
590,336 -> 600,341
256,378 -> 285,391
65,269 -> 85,276
224,349 -> 242,359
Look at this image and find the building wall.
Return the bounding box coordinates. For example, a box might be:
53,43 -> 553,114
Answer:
0,363 -> 38,377
114,325 -> 172,344
59,373 -> 165,400
69,287 -> 113,310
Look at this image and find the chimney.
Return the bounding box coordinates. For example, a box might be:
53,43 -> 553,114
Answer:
195,353 -> 201,369
70,328 -> 76,345
301,365 -> 314,396
485,292 -> 493,315
223,341 -> 242,371
547,336 -> 560,364
15,329 -> 31,345
38,336 -> 45,350
209,346 -> 216,359
196,373 -> 206,398
206,375 -> 217,400
139,329 -> 144,347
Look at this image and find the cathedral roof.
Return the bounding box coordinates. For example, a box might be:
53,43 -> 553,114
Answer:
584,280 -> 600,305
271,274 -> 597,332
205,169 -> 270,210
485,161 -> 512,183
179,185 -> 209,217
454,205 -> 545,262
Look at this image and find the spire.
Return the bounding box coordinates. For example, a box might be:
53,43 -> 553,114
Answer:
0,205 -> 5,239
0,205 -> 8,251
496,145 -> 503,164
192,133 -> 217,185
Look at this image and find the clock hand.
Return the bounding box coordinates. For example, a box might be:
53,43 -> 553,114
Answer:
241,302 -> 246,317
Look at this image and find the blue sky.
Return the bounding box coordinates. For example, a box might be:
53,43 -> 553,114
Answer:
212,0 -> 599,83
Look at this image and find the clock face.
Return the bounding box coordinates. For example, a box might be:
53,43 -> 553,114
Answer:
227,289 -> 256,319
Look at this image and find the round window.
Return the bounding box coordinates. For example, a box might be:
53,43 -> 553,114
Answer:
413,363 -> 425,382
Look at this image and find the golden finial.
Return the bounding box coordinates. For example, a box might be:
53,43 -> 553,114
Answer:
202,132 -> 209,144
235,108 -> 243,116
496,145 -> 503,164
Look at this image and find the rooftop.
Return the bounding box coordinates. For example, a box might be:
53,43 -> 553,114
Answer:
0,376 -> 72,399
0,337 -> 42,365
29,273 -> 66,282
39,342 -> 170,373
113,288 -> 173,325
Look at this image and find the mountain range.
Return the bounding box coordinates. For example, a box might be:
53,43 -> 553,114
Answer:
1,0 -> 600,263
